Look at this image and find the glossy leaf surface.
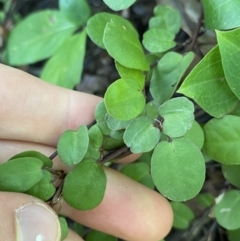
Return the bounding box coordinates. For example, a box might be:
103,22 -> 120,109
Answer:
41,31 -> 86,89
87,12 -> 138,49
222,164 -> 240,188
0,157 -> 43,192
25,170 -> 55,201
104,78 -> 145,121
57,125 -> 89,166
59,0 -> 91,25
123,116 -> 160,153
214,190 -> 240,230
151,137 -> 205,201
142,29 -> 175,53
150,52 -> 194,104
103,18 -> 149,70
202,0 -> 240,30
178,46 -> 239,118
9,150 -> 52,167
184,121 -> 205,149
103,0 -> 136,11
86,229 -> 117,241
203,115 -> 240,164
59,216 -> 68,241
217,28 -> 240,99
63,159 -> 107,210
6,10 -> 77,65
171,202 -> 194,229
158,97 -> 194,138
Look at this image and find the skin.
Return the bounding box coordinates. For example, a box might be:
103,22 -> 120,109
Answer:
0,64 -> 173,241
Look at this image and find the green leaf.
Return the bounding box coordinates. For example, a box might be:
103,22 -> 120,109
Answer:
41,31 -> 86,89
57,125 -> 89,166
6,10 -> 78,65
59,0 -> 91,26
158,97 -> 194,138
203,115 -> 240,165
151,5 -> 181,34
86,229 -> 117,241
202,0 -> 240,30
142,29 -> 175,53
106,113 -> 132,131
63,159 -> 107,210
196,193 -> 215,207
0,157 -> 43,192
103,17 -> 149,70
115,61 -> 145,88
184,121 -> 205,150
25,170 -> 55,201
171,202 -> 195,229
216,28 -> 240,100
102,135 -> 124,151
123,116 -> 160,153
214,190 -> 240,230
227,229 -> 240,241
104,78 -> 145,121
222,164 -> 240,188
150,52 -> 194,104
178,46 -> 239,118
72,222 -> 84,237
151,137 -> 205,201
59,216 -> 68,241
87,12 -> 138,49
9,150 -> 52,167
145,101 -> 159,120
103,0 -> 136,11
120,162 -> 154,189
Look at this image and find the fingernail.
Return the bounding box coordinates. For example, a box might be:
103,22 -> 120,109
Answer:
15,202 -> 60,241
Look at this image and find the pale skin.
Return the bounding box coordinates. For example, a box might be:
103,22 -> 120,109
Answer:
0,64 -> 173,241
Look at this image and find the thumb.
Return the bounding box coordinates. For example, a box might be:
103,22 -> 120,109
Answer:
0,192 -> 61,241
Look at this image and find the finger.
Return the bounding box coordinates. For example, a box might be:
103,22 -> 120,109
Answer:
0,64 -> 101,146
60,167 -> 173,241
0,192 -> 61,241
65,229 -> 84,241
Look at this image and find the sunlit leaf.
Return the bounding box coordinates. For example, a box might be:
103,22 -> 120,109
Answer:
103,18 -> 149,70
41,31 -> 86,89
203,115 -> 240,164
57,125 -> 89,166
178,46 -> 239,118
6,10 -> 78,65
214,190 -> 240,230
0,157 -> 43,192
171,202 -> 195,229
104,78 -> 145,121
63,159 -> 107,210
151,137 -> 205,201
59,0 -> 91,26
158,97 -> 194,138
123,116 -> 160,153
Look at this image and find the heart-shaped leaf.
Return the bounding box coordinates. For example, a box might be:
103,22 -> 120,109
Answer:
158,97 -> 194,138
104,78 -> 145,121
63,159 -> 107,210
178,46 -> 239,118
214,190 -> 240,230
151,137 -> 205,201
57,125 -> 89,166
0,157 -> 43,192
203,115 -> 240,164
123,116 -> 160,153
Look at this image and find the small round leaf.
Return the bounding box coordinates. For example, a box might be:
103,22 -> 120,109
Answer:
0,157 -> 43,192
57,125 -> 89,166
59,216 -> 68,241
123,116 -> 160,153
104,78 -> 145,121
63,159 -> 107,210
151,137 -> 205,201
214,190 -> 240,230
158,97 -> 194,138
103,0 -> 136,11
86,229 -> 117,241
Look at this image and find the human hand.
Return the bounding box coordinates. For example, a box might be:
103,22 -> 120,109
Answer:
0,64 -> 173,241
